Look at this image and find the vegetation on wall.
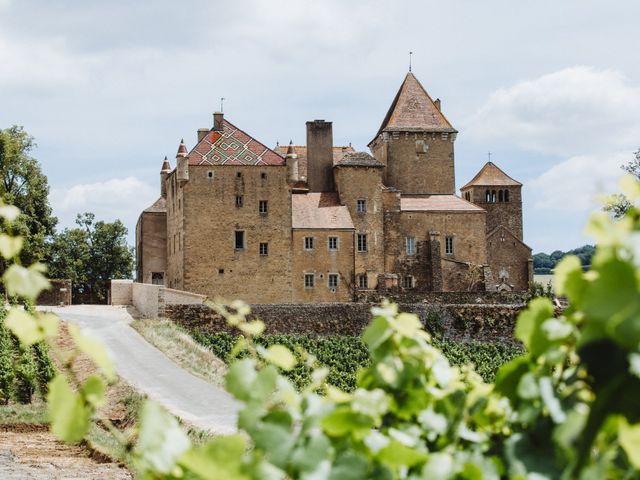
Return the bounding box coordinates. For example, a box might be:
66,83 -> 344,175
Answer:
47,212 -> 134,303
2,174 -> 640,478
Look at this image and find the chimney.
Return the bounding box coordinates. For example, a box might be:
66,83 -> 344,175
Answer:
197,128 -> 209,142
434,98 -> 441,111
306,120 -> 334,192
213,112 -> 224,131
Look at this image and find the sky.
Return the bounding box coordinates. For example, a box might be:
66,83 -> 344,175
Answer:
1,0 -> 639,253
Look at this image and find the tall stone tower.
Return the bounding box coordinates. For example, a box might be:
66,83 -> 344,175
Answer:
460,162 -> 523,239
368,73 -> 457,194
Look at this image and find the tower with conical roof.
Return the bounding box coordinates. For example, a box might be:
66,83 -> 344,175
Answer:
368,72 -> 457,194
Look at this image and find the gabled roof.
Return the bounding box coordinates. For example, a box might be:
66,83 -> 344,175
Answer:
143,197 -> 167,213
292,192 -> 355,229
372,72 -> 456,143
273,145 -> 355,178
188,119 -> 285,166
461,162 -> 522,190
400,194 -> 484,213
487,225 -> 532,252
335,151 -> 385,168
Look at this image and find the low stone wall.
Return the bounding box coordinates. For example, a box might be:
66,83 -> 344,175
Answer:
36,279 -> 72,306
110,280 -> 205,318
132,283 -> 163,318
166,301 -> 525,343
110,280 -> 133,306
354,290 -> 528,305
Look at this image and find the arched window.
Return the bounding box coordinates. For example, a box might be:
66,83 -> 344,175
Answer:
485,190 -> 490,202
504,190 -> 510,202
491,190 -> 497,203
498,190 -> 503,202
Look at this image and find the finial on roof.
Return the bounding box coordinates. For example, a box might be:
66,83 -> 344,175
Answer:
409,51 -> 413,72
488,151 -> 492,162
176,138 -> 188,158
286,140 -> 296,156
161,155 -> 171,173
276,141 -> 279,147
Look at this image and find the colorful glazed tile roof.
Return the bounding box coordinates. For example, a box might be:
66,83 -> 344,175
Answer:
372,72 -> 456,143
188,119 -> 285,166
292,192 -> 355,229
461,162 -> 522,189
274,145 -> 355,178
400,194 -> 484,212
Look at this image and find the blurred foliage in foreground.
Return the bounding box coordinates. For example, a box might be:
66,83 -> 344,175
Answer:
2,174 -> 640,478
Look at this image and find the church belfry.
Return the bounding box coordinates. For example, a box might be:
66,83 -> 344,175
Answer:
368,73 -> 457,194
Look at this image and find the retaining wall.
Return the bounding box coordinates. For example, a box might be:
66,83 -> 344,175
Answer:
36,279 -> 73,306
110,280 -> 205,318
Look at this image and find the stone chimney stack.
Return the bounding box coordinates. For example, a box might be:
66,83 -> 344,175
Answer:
160,156 -> 171,198
434,98 -> 441,111
306,120 -> 334,192
213,112 -> 224,132
197,128 -> 209,142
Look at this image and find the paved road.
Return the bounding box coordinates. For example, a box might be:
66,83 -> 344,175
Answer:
43,305 -> 238,435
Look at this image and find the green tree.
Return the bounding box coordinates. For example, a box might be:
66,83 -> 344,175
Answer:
47,213 -> 133,303
0,126 -> 57,268
604,148 -> 639,217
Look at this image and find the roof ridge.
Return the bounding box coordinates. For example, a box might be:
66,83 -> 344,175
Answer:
461,161 -> 522,189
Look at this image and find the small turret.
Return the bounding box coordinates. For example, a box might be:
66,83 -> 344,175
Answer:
176,138 -> 189,185
285,140 -> 299,184
160,156 -> 171,198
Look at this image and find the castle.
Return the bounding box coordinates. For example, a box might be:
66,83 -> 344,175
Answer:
136,72 -> 532,303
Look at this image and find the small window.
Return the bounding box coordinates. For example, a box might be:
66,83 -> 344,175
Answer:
328,236 -> 338,251
357,233 -> 368,252
235,195 -> 243,208
207,171 -> 214,179
261,172 -> 267,179
498,190 -> 504,202
218,268 -> 224,274
259,200 -> 268,215
445,236 -> 454,255
151,272 -> 164,285
236,172 -> 242,178
328,274 -> 339,289
259,242 -> 268,256
358,274 -> 368,289
356,199 -> 367,214
485,189 -> 491,202
235,231 -> 245,250
304,237 -> 314,250
504,190 -> 510,202
491,190 -> 497,202
406,236 -> 416,256
403,276 -> 414,289
304,273 -> 315,288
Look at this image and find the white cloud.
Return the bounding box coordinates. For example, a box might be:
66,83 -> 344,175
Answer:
528,151 -> 628,212
50,177 -> 157,236
467,66 -> 640,156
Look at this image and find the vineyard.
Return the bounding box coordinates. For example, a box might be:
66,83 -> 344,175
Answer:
190,329 -> 523,391
0,305 -> 55,405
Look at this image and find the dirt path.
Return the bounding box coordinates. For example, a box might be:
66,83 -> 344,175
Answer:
0,425 -> 131,480
44,305 -> 238,434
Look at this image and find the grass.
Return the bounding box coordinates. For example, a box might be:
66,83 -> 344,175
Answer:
0,401 -> 48,425
131,318 -> 227,388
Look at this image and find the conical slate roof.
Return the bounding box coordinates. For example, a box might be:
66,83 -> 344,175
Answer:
461,162 -> 522,189
372,72 -> 456,142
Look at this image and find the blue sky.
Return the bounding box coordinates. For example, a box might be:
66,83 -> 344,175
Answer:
1,0 -> 639,253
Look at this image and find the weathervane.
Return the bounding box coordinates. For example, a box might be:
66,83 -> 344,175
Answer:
409,51 -> 413,72
220,97 -> 225,113
488,151 -> 492,162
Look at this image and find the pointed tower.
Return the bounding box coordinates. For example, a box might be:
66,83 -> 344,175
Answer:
460,161 -> 523,240
160,156 -> 171,198
176,138 -> 189,185
368,73 -> 457,194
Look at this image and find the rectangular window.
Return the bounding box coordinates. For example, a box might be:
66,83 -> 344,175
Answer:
235,195 -> 243,208
403,276 -> 414,289
328,274 -> 339,289
358,274 -> 368,289
357,233 -> 368,252
356,199 -> 366,214
304,237 -> 314,250
259,200 -> 268,215
234,231 -> 245,250
259,242 -> 268,256
328,236 -> 338,251
406,236 -> 416,256
304,273 -> 315,288
445,236 -> 454,255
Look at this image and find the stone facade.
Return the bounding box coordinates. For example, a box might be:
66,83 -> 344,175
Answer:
136,72 -> 533,303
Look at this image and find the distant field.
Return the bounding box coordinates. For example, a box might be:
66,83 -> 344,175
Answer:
534,274 -> 554,286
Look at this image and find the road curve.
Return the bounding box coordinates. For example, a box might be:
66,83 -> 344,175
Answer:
43,305 -> 238,435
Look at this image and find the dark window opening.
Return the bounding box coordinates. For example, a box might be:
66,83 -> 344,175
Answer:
261,172 -> 267,179
328,274 -> 339,289
357,233 -> 368,252
504,190 -> 510,202
356,199 -> 367,214
304,237 -> 314,250
151,272 -> 164,285
445,236 -> 454,255
235,231 -> 245,250
304,273 -> 315,288
403,276 -> 414,289
236,172 -> 242,178
498,190 -> 504,202
358,274 -> 368,289
259,200 -> 268,215
328,236 -> 338,251
218,268 -> 224,274
259,242 -> 268,256
236,195 -> 243,208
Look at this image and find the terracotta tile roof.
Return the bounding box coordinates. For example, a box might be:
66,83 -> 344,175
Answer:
292,192 -> 355,229
274,145 -> 355,178
335,151 -> 385,168
143,197 -> 167,213
372,73 -> 456,143
188,119 -> 285,166
400,194 -> 484,212
461,162 -> 522,189
160,156 -> 171,173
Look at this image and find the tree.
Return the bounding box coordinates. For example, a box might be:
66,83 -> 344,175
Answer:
47,213 -> 133,303
604,148 -> 640,217
0,126 -> 57,267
